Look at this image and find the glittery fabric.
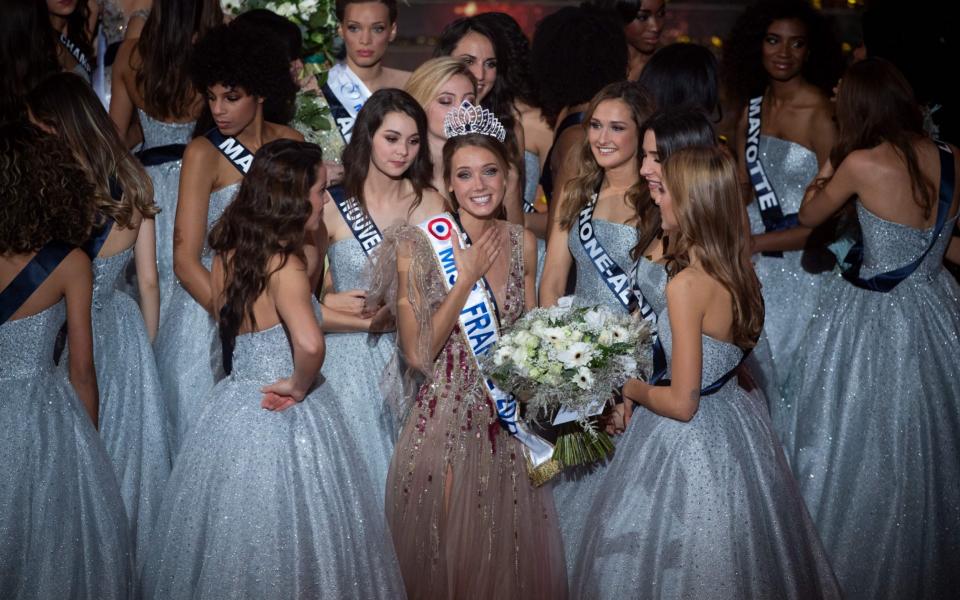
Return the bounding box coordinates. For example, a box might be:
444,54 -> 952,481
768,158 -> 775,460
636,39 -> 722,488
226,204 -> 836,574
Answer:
524,149 -> 540,208
154,182 -> 238,452
776,203 -> 960,599
141,303 -> 405,599
138,109 -> 195,328
571,304 -> 841,599
0,301 -> 133,599
553,218 -> 637,576
322,237 -> 397,505
747,135 -> 824,397
89,248 -> 172,566
385,224 -> 568,599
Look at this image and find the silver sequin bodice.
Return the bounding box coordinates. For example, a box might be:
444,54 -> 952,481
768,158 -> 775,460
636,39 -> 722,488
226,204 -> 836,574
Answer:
568,219 -> 638,312
659,306 -> 744,393
328,237 -> 371,292
857,202 -> 958,280
138,109 -> 194,150
201,183 -> 240,268
632,258 -> 668,316
92,248 -> 132,308
747,135 -> 819,234
1,301 -> 64,378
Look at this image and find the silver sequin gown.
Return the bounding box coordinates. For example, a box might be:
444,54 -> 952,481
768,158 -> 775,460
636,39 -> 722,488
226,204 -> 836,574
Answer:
154,182 -> 238,452
747,135 -> 824,397
141,304 -> 406,599
1,301 -> 133,599
553,219 -> 638,575
322,237 -> 397,504
571,276 -> 841,600
89,248 -> 172,565
139,109 -> 194,328
775,202 -> 960,599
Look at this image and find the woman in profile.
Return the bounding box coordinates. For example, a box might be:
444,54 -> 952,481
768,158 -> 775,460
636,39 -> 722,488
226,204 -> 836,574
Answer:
1,122 -> 131,599
142,139 -> 404,599
781,58 -> 960,600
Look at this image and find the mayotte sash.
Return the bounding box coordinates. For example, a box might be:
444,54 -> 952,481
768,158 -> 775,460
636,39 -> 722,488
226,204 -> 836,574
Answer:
321,62 -> 371,144
842,141 -> 955,292
745,94 -> 799,258
59,33 -> 92,76
328,186 -> 383,256
416,213 -> 556,475
205,128 -> 254,175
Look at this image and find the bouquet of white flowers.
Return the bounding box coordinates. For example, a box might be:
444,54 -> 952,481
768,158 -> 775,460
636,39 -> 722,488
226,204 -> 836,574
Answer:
484,297 -> 653,467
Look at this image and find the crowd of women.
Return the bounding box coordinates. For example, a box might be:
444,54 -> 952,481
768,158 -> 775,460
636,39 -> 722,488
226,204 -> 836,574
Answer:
1,0 -> 958,598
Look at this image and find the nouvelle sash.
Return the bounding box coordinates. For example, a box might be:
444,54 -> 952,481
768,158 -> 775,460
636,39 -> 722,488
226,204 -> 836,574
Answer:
650,336 -> 750,397
0,241 -> 74,325
320,62 -> 371,144
136,144 -> 186,167
842,142 -> 955,292
416,213 -> 555,468
745,95 -> 798,258
328,186 -> 383,256
59,33 -> 92,76
205,128 -> 254,175
577,182 -> 644,315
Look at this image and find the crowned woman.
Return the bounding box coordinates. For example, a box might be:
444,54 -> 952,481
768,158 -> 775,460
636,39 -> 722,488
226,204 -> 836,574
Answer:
369,102 -> 567,599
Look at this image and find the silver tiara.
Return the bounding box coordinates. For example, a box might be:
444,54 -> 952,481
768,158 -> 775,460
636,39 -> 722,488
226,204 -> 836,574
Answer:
443,101 -> 506,142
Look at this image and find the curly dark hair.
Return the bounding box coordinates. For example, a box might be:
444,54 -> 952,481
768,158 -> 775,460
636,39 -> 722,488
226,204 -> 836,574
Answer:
208,139 -> 324,374
0,121 -> 96,254
473,12 -> 537,107
341,88 -> 434,213
638,43 -> 721,120
233,9 -> 302,62
722,0 -> 843,109
530,6 -> 627,126
190,22 -> 299,135
0,0 -> 58,123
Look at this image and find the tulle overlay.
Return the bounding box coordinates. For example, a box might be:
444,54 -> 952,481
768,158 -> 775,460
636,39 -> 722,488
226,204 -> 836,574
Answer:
370,223 -> 568,599
775,204 -> 960,600
1,302 -> 132,600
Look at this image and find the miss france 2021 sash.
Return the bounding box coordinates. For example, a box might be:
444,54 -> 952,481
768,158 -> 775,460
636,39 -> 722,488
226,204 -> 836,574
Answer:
59,33 -> 92,77
205,127 -> 255,175
745,94 -> 799,258
416,213 -> 559,485
321,62 -> 371,145
842,141 -> 955,292
328,186 -> 383,256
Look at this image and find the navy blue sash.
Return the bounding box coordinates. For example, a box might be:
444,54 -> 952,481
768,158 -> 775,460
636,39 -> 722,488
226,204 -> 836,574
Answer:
842,142 -> 955,292
649,336 -> 750,397
205,128 -> 254,175
320,82 -> 352,144
328,186 -> 383,257
745,95 -> 799,258
82,221 -> 114,259
540,111 -> 584,203
136,143 -> 186,167
104,40 -> 121,67
0,241 -> 74,325
59,33 -> 92,75
577,180 -> 640,314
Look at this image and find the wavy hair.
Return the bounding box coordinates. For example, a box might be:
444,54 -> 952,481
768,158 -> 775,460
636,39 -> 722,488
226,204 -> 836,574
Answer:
632,109 -> 718,258
834,58 -> 934,217
405,57 -> 477,109
0,121 -> 95,253
208,139 -> 324,374
442,133 -> 511,219
722,0 -> 842,110
51,0 -> 93,61
135,0 -> 223,120
27,73 -> 157,229
662,147 -> 764,348
341,88 -> 434,213
558,82 -> 655,235
473,12 -> 537,107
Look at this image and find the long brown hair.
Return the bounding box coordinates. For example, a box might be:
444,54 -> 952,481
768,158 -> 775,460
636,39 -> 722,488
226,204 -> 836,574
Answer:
558,82 -> 655,239
662,147 -> 764,349
208,139 -> 324,373
834,58 -> 935,217
27,73 -> 157,229
135,0 -> 223,120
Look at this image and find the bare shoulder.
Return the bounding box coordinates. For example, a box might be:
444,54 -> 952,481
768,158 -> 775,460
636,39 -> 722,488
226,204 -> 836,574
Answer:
383,67 -> 411,89
416,187 -> 447,216
270,122 -> 305,142
666,267 -> 713,311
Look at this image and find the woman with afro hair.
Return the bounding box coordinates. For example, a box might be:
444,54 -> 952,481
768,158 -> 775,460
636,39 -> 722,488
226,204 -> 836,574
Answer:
154,20 -> 303,452
723,0 -> 843,398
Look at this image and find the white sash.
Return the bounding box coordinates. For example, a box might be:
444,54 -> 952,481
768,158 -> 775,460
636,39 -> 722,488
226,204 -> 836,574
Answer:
325,62 -> 371,143
416,214 -> 555,468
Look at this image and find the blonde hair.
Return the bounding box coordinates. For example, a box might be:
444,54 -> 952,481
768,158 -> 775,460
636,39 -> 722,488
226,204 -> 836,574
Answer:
404,57 -> 477,109
558,81 -> 655,233
661,146 -> 764,349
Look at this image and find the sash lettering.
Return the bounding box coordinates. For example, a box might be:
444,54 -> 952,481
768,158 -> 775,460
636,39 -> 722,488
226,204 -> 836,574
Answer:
205,128 -> 254,175
328,186 -> 383,256
320,63 -> 371,144
58,33 -> 92,75
417,213 -> 555,468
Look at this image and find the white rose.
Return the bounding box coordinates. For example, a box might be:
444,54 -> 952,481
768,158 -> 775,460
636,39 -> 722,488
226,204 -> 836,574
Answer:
583,308 -> 607,331
556,296 -> 574,309
557,341 -> 594,368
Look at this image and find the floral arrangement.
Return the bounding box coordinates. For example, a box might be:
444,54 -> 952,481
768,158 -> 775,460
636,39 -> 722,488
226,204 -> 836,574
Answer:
222,0 -> 338,60
485,297 -> 653,467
